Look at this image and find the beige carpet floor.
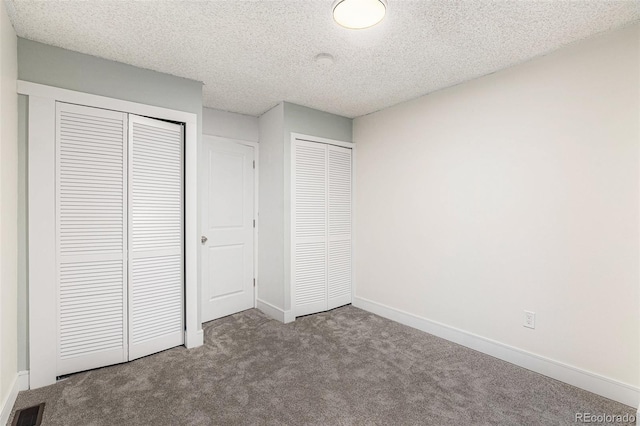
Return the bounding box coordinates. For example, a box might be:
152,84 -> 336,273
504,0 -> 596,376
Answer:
8,305 -> 635,425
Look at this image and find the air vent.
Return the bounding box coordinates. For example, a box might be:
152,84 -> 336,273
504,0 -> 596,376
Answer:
12,403 -> 44,426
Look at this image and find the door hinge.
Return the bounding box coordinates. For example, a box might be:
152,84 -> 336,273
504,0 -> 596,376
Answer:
253,160 -> 255,169
253,278 -> 256,287
253,219 -> 255,228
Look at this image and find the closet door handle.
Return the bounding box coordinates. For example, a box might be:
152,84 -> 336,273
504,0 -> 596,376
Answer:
201,236 -> 208,244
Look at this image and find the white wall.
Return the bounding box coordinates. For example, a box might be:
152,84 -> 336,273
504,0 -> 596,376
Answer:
0,0 -> 18,415
16,95 -> 26,372
203,107 -> 259,142
354,22 -> 639,401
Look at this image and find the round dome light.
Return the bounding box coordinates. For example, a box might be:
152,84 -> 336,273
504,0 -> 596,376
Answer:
333,0 -> 387,30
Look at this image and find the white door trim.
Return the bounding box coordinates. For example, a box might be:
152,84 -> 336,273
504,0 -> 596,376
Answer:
20,80 -> 202,389
289,133 -> 355,321
291,132 -> 355,149
200,135 -> 259,315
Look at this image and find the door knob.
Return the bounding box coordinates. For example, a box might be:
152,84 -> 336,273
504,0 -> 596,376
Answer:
201,236 -> 208,244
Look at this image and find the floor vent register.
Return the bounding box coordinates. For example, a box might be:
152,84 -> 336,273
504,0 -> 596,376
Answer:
11,403 -> 44,426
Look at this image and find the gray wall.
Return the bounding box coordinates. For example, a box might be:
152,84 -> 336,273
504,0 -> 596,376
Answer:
283,102 -> 352,143
257,104 -> 285,309
18,39 -> 202,119
17,38 -> 203,369
203,107 -> 259,142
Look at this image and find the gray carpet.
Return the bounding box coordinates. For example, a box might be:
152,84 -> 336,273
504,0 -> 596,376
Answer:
8,306 -> 635,425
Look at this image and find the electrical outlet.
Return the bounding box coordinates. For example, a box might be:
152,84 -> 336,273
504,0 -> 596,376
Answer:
524,311 -> 535,329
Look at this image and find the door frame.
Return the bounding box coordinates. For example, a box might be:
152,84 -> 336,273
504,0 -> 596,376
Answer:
19,80 -> 202,389
200,135 -> 259,316
289,133 -> 356,322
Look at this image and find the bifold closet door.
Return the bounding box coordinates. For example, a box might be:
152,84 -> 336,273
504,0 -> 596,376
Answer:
55,103 -> 128,376
327,145 -> 352,310
128,115 -> 184,360
293,140 -> 328,317
55,105 -> 184,375
292,140 -> 353,317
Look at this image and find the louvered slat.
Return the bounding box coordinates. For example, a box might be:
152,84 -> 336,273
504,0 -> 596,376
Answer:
293,141 -> 328,316
328,240 -> 352,303
328,146 -> 352,237
292,139 -> 353,317
58,108 -> 124,256
295,143 -> 326,239
128,115 -> 184,360
130,255 -> 183,344
131,124 -> 182,250
56,103 -> 127,375
295,242 -> 327,306
327,145 -> 352,309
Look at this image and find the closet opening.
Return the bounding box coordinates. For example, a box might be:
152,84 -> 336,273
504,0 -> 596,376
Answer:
22,80 -> 202,389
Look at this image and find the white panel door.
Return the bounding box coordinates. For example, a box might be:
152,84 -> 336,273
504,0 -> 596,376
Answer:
201,136 -> 255,322
55,102 -> 128,376
128,115 -> 184,360
292,140 -> 328,317
327,145 -> 352,310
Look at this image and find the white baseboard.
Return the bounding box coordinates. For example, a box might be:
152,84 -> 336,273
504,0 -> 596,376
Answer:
185,329 -> 204,348
257,299 -> 294,324
353,296 -> 639,408
256,298 -> 285,322
0,370 -> 29,425
283,310 -> 295,324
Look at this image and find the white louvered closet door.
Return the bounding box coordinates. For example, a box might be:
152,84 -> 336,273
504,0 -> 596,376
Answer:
55,103 -> 128,376
327,145 -> 352,310
292,139 -> 353,317
128,115 -> 184,360
293,140 -> 328,317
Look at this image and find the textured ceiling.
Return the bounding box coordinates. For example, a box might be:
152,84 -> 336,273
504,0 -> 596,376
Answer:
6,0 -> 639,118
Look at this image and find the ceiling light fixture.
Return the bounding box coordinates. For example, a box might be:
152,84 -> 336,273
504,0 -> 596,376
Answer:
333,0 -> 387,30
